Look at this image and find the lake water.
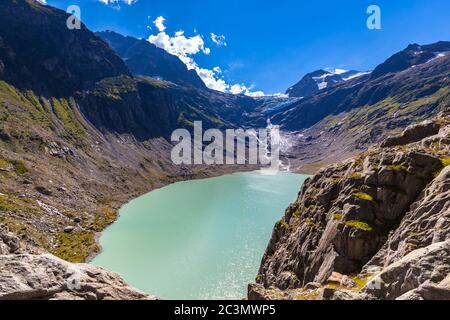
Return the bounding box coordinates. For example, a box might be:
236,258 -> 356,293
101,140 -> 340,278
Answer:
92,171 -> 308,300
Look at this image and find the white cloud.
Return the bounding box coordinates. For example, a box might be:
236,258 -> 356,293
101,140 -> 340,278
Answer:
210,33 -> 227,47
148,29 -> 210,69
196,67 -> 228,92
154,16 -> 166,32
147,17 -> 264,96
36,0 -> 47,4
230,84 -> 265,97
99,0 -> 138,6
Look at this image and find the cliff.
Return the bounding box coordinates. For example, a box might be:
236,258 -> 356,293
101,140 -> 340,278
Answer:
249,112 -> 450,300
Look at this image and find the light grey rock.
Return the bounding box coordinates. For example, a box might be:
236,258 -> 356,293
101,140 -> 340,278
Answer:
397,278 -> 450,300
364,165 -> 450,270
0,224 -> 20,254
363,240 -> 450,300
0,254 -> 158,300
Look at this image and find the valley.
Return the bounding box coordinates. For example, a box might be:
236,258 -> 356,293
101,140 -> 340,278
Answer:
92,171 -> 308,299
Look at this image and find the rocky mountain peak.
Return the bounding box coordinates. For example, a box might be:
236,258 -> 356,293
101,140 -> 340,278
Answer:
371,41 -> 450,79
0,0 -> 130,97
286,68 -> 369,98
96,30 -> 206,89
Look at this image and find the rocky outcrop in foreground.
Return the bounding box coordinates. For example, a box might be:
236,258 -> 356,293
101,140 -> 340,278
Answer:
0,253 -> 156,300
0,225 -> 154,300
249,114 -> 450,300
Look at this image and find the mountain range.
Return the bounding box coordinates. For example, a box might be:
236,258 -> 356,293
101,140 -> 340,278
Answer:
96,31 -> 206,89
285,68 -> 370,98
0,0 -> 449,300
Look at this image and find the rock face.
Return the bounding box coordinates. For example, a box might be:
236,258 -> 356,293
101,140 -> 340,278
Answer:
285,69 -> 368,98
371,42 -> 450,79
0,225 -> 20,254
397,273 -> 450,300
363,240 -> 450,300
381,120 -> 440,147
363,165 -> 450,271
0,254 -> 156,300
249,117 -> 450,300
1,225 -> 155,300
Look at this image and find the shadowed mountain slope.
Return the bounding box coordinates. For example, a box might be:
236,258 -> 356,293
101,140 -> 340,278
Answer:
97,31 -> 206,89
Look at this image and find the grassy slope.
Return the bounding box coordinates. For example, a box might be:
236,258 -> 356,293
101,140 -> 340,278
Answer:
0,80 -> 177,261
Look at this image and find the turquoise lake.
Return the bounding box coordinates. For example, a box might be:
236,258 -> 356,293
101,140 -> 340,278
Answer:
92,171 -> 308,300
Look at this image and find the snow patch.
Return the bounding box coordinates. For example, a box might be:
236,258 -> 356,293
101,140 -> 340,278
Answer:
342,71 -> 371,81
426,51 -> 450,64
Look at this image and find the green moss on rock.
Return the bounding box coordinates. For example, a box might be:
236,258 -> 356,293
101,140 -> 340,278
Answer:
353,191 -> 374,202
389,164 -> 408,172
351,172 -> 363,180
52,231 -> 98,263
440,157 -> 450,167
88,207 -> 118,232
292,209 -> 301,219
276,219 -> 289,230
344,220 -> 373,232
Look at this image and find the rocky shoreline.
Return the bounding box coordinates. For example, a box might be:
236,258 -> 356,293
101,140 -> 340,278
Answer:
0,164 -> 259,300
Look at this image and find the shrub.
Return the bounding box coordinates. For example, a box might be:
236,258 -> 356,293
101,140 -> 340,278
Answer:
12,160 -> 28,175
353,191 -> 374,202
0,158 -> 10,169
353,159 -> 363,169
51,231 -> 98,263
389,164 -> 408,172
88,207 -> 118,232
276,219 -> 289,230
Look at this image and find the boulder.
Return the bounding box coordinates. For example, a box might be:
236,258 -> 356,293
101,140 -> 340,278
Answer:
0,224 -> 20,254
397,277 -> 450,300
35,186 -> 52,196
63,226 -> 75,233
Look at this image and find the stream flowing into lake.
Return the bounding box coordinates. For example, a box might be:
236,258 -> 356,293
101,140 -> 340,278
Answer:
92,171 -> 308,299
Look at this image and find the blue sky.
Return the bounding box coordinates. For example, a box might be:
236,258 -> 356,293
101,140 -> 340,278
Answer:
44,0 -> 450,95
